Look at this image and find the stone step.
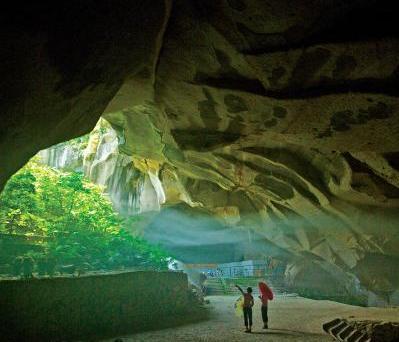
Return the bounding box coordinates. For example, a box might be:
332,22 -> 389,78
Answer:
205,278 -> 289,297
322,318 -> 371,342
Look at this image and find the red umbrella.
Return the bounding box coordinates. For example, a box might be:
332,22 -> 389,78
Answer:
258,281 -> 273,300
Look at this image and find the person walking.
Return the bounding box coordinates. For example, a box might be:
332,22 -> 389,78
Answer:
235,284 -> 254,333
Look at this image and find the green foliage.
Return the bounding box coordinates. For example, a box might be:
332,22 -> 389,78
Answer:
0,160 -> 170,277
48,133 -> 90,154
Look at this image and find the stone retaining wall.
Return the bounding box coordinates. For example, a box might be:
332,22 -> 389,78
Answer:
0,271 -> 189,341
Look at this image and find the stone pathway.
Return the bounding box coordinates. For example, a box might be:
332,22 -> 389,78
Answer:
104,295 -> 399,342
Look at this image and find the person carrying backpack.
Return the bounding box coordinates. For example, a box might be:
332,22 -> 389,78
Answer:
235,284 -> 254,333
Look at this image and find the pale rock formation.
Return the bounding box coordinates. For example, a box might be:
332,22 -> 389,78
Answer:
39,120 -> 166,216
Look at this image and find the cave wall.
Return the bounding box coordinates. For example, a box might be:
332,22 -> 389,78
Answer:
102,0 -> 399,302
0,0 -> 172,190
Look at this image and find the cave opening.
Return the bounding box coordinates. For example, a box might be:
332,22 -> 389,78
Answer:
0,143 -> 172,278
1,0 -> 399,340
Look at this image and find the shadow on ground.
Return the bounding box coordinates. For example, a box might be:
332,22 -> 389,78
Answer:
251,328 -> 321,337
101,306 -> 210,341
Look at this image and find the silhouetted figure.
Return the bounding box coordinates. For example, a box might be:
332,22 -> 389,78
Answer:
235,285 -> 254,333
199,272 -> 207,295
258,281 -> 274,329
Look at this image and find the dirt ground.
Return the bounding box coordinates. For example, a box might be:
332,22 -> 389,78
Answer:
103,295 -> 399,342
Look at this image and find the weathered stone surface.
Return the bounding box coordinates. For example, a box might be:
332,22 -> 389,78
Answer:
40,119 -> 166,215
2,1 -> 399,303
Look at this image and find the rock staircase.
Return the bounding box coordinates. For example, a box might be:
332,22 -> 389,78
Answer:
205,277 -> 288,296
204,278 -> 231,295
322,318 -> 399,342
323,319 -> 371,342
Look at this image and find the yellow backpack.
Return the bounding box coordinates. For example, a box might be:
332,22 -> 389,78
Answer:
234,296 -> 244,317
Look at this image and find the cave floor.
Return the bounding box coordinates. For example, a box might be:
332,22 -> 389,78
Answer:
104,295 -> 399,342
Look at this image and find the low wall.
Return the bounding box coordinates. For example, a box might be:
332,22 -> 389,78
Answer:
0,271 -> 189,341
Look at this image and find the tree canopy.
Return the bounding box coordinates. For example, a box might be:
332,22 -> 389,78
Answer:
0,159 -> 170,277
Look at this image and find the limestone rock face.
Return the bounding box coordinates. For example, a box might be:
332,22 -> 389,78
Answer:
39,120 -> 166,216
2,1 -> 399,302
104,1 -> 399,301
